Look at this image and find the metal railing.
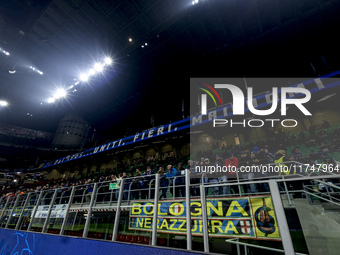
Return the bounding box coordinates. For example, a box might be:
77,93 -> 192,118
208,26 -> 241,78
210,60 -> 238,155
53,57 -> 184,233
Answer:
225,238 -> 307,255
0,163 -> 339,254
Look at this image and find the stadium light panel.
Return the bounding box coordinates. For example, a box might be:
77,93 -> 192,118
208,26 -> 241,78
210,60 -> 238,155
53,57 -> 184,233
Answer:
54,89 -> 67,99
80,73 -> 89,82
0,100 -> 8,107
104,57 -> 112,65
94,63 -> 104,72
88,69 -> 96,76
47,97 -> 56,104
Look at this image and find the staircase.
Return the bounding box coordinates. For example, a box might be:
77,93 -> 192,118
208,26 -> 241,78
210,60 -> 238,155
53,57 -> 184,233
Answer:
284,182 -> 340,255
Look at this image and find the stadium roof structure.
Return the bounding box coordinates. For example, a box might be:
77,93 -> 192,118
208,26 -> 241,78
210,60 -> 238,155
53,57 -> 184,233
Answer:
0,0 -> 340,137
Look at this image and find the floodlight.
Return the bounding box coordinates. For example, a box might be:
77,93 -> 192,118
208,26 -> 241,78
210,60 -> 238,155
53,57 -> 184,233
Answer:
54,89 -> 67,99
47,97 -> 55,104
94,63 -> 104,72
104,57 -> 112,65
88,69 -> 96,76
0,100 -> 8,107
80,73 -> 89,82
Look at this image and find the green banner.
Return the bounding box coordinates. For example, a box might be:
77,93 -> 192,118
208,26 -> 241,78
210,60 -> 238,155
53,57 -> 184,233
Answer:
109,183 -> 119,190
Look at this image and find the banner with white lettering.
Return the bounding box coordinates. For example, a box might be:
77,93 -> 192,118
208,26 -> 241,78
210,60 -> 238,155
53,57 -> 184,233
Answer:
34,204 -> 68,219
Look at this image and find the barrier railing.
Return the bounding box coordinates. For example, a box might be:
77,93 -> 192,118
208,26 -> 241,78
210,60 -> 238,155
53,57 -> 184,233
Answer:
0,162 -> 339,254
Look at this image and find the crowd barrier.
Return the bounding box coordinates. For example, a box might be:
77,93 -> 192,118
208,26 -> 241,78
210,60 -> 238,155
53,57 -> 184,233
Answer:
1,162 -> 340,254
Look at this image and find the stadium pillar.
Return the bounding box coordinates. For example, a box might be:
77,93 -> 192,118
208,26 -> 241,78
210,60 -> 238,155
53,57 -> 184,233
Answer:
200,185 -> 209,253
27,191 -> 44,231
151,174 -> 160,246
5,194 -> 21,228
268,180 -> 295,255
60,186 -> 76,235
42,189 -> 58,233
15,193 -> 31,230
112,179 -> 125,241
185,169 -> 192,250
83,183 -> 98,238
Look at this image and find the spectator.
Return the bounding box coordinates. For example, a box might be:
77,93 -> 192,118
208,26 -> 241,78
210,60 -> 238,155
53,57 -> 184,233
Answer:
144,166 -> 155,199
204,158 -> 219,196
239,151 -> 256,194
293,147 -> 304,161
85,179 -> 94,203
188,159 -> 200,197
175,162 -> 185,198
115,173 -> 122,200
225,154 -> 239,194
273,150 -> 291,175
165,164 -> 177,198
158,166 -> 168,199
135,169 -> 144,199
215,154 -> 228,195
123,172 -> 131,201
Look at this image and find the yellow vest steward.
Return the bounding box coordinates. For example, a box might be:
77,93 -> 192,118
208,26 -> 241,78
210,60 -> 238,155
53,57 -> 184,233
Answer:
274,156 -> 289,175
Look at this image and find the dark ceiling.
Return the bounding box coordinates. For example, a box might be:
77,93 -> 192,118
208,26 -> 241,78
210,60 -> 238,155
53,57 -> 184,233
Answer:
0,0 -> 340,139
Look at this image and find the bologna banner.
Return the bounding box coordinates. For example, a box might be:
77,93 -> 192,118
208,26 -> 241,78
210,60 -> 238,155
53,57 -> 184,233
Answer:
129,195 -> 281,240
